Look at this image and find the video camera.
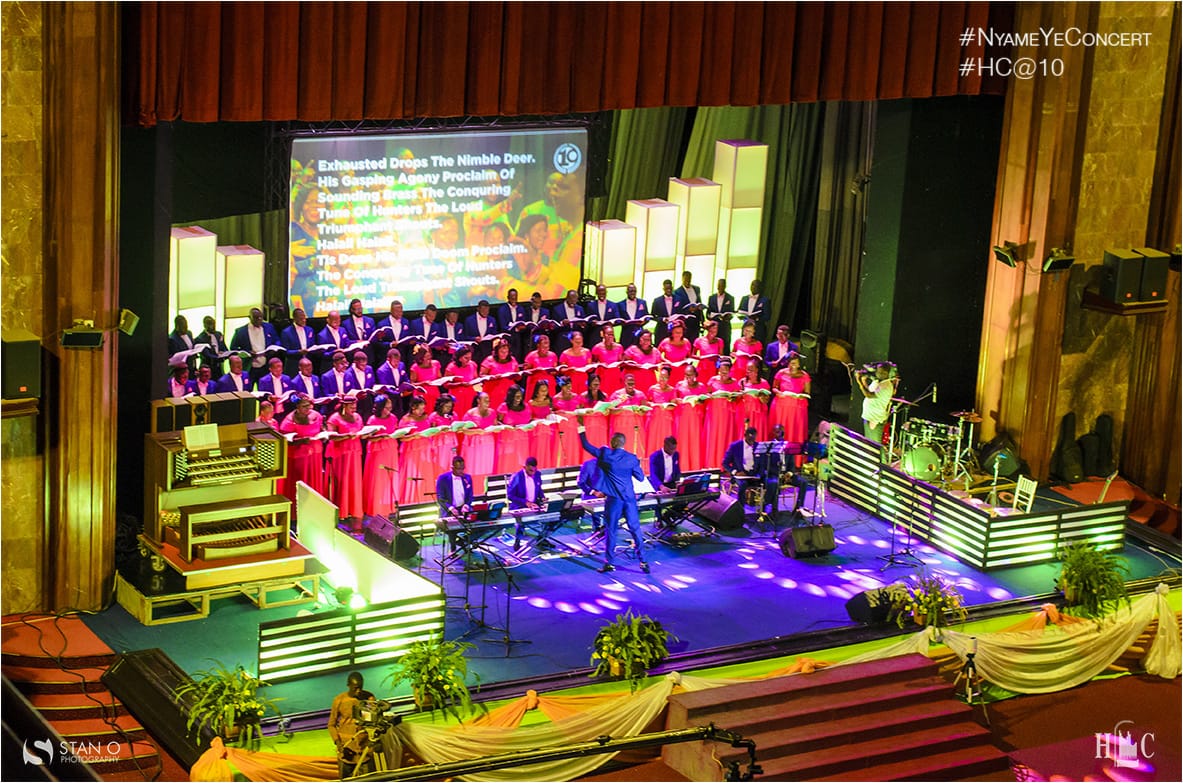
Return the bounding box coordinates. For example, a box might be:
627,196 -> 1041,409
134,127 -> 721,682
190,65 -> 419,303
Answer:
351,698 -> 402,737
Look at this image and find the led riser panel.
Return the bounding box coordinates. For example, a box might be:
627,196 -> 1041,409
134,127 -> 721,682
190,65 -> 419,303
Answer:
170,226 -> 217,322
683,255 -> 716,293
668,177 -> 722,258
716,207 -> 762,270
712,140 -> 768,210
585,220 -> 638,287
625,198 -> 679,275
216,245 -> 266,322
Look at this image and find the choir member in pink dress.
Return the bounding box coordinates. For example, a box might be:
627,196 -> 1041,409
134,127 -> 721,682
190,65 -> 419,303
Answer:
278,395 -> 325,508
551,377 -> 582,467
609,373 -> 650,458
647,365 -> 679,447
362,394 -> 401,517
730,320 -> 764,381
527,379 -> 558,468
443,346 -> 479,414
479,339 -> 520,408
771,354 -> 811,465
461,392 -> 497,493
256,400 -> 278,430
580,373 -> 611,446
409,344 -> 443,415
693,320 -> 725,383
623,330 -> 661,391
558,330 -> 592,394
495,385 -> 532,476
704,359 -> 743,468
657,321 -> 693,385
398,398 -> 435,504
590,326 -> 625,396
427,395 -> 459,473
326,395 -> 365,529
523,333 -> 559,400
675,365 -> 708,471
739,360 -> 772,441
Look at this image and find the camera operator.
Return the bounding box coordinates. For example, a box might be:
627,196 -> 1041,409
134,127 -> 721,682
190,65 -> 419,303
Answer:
328,671 -> 373,777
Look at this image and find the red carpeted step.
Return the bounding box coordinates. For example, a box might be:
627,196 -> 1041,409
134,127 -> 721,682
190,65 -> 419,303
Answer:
1,614 -> 116,664
2,664 -> 112,694
26,692 -> 128,721
757,720 -> 996,779
814,744 -> 1012,781
53,713 -> 149,743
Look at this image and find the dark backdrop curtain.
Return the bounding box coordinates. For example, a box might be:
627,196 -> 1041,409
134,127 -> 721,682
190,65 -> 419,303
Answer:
124,2 -> 1006,127
175,210 -> 289,317
587,107 -> 691,223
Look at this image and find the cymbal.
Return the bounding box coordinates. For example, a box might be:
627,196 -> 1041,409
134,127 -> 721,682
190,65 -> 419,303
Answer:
952,410 -> 983,422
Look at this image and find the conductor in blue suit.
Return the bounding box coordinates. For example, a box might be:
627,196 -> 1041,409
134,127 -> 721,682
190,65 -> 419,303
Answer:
435,455 -> 474,517
578,416 -> 650,574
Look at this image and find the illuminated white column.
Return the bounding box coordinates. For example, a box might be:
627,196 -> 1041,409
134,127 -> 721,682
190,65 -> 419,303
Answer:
216,245 -> 266,333
625,198 -> 679,302
667,177 -> 722,263
713,140 -> 768,277
169,226 -> 217,328
716,207 -> 763,270
585,220 -> 638,287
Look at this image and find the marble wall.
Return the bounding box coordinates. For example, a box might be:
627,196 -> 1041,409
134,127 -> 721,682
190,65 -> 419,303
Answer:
1057,2 -> 1176,452
1,1 -> 46,611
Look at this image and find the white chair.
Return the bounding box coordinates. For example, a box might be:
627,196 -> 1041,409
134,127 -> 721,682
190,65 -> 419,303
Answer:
1012,475 -> 1038,514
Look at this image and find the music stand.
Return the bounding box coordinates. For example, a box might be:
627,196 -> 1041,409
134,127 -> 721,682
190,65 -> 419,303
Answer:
877,472 -> 925,570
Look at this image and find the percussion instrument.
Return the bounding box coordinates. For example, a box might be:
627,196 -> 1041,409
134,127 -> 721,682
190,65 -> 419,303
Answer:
743,484 -> 766,507
902,418 -> 958,446
901,443 -> 945,481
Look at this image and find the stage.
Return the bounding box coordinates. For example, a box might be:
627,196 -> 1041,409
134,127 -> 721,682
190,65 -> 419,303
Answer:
84,471 -> 1179,718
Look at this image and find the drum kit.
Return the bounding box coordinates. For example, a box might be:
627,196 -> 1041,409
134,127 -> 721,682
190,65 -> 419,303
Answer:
895,405 -> 982,487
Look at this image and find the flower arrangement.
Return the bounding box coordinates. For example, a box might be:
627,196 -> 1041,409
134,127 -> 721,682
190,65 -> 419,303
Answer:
590,608 -> 676,692
385,635 -> 481,722
892,574 -> 968,628
1056,540 -> 1130,619
173,662 -> 283,747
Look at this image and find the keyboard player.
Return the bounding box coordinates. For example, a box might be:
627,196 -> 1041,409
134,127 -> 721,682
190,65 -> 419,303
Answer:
435,456 -> 474,518
648,437 -> 682,528
578,457 -> 605,534
507,457 -> 547,549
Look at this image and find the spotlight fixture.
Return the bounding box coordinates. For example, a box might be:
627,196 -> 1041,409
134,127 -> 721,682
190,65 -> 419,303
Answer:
118,308 -> 140,336
992,242 -> 1021,268
60,319 -> 105,350
1042,247 -> 1075,273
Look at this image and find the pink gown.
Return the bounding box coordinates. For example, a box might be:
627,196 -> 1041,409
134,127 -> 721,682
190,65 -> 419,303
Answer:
609,388 -> 649,458
675,381 -> 707,471
479,356 -> 520,408
658,339 -> 693,385
772,369 -> 812,463
580,394 -> 611,447
461,408 -> 497,493
731,339 -> 763,381
444,361 -> 479,414
552,395 -> 582,467
740,379 -> 772,442
326,413 -> 364,520
523,350 -> 559,400
559,348 -> 592,394
494,405 -> 532,476
410,360 -> 443,414
362,414 -> 401,517
694,337 -> 724,383
647,384 -> 679,449
528,402 -> 558,468
622,345 -> 660,392
278,412 -> 325,508
704,377 -> 742,468
428,411 -> 458,472
397,415 -> 435,504
590,343 -> 624,396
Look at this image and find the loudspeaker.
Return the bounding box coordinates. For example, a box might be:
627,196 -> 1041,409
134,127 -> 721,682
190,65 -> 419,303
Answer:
697,495 -> 746,529
364,515 -> 421,560
844,582 -> 907,624
101,649 -> 208,768
1134,247 -> 1169,301
1,328 -> 41,399
779,524 -> 836,558
206,392 -> 244,425
1100,249 -> 1142,303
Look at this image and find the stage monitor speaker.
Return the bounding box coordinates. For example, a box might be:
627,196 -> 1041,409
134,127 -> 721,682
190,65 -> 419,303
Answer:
1099,248 -> 1142,303
238,391 -> 260,422
101,649 -> 209,769
779,523 -> 836,558
1133,247 -> 1169,301
364,515 -> 421,560
844,583 -> 907,624
1,328 -> 41,399
697,495 -> 746,529
206,392 -> 246,425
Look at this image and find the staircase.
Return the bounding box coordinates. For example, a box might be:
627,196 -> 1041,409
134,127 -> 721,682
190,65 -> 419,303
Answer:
663,653 -> 1010,781
2,615 -> 179,779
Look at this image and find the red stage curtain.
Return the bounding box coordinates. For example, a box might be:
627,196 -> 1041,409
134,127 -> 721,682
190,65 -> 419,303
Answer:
125,1 -> 1007,126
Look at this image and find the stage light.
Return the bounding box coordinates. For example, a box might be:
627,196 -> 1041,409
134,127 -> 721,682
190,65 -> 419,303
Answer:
1042,247 -> 1075,273
992,241 -> 1021,267
348,592 -> 368,611
118,308 -> 140,336
60,319 -> 105,350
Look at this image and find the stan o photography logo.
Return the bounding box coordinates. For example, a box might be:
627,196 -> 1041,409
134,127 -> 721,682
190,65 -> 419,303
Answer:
1095,720 -> 1155,770
22,738 -> 54,766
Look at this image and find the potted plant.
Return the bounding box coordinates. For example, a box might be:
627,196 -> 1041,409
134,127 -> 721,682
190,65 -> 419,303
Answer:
173,662 -> 283,747
1056,540 -> 1130,619
385,635 -> 481,722
590,608 -> 676,692
892,573 -> 968,629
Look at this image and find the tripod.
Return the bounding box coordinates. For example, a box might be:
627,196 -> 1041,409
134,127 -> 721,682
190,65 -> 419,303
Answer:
953,645 -> 990,726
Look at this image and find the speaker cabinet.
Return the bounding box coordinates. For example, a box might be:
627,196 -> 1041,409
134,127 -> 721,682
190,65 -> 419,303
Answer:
844,583 -> 907,624
779,523 -> 836,558
1,328 -> 41,399
364,515 -> 421,560
696,495 -> 746,529
101,649 -> 209,768
1100,249 -> 1142,303
1134,247 -> 1169,301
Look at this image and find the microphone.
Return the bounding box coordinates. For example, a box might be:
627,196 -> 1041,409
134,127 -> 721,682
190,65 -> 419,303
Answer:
933,384 -> 938,404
